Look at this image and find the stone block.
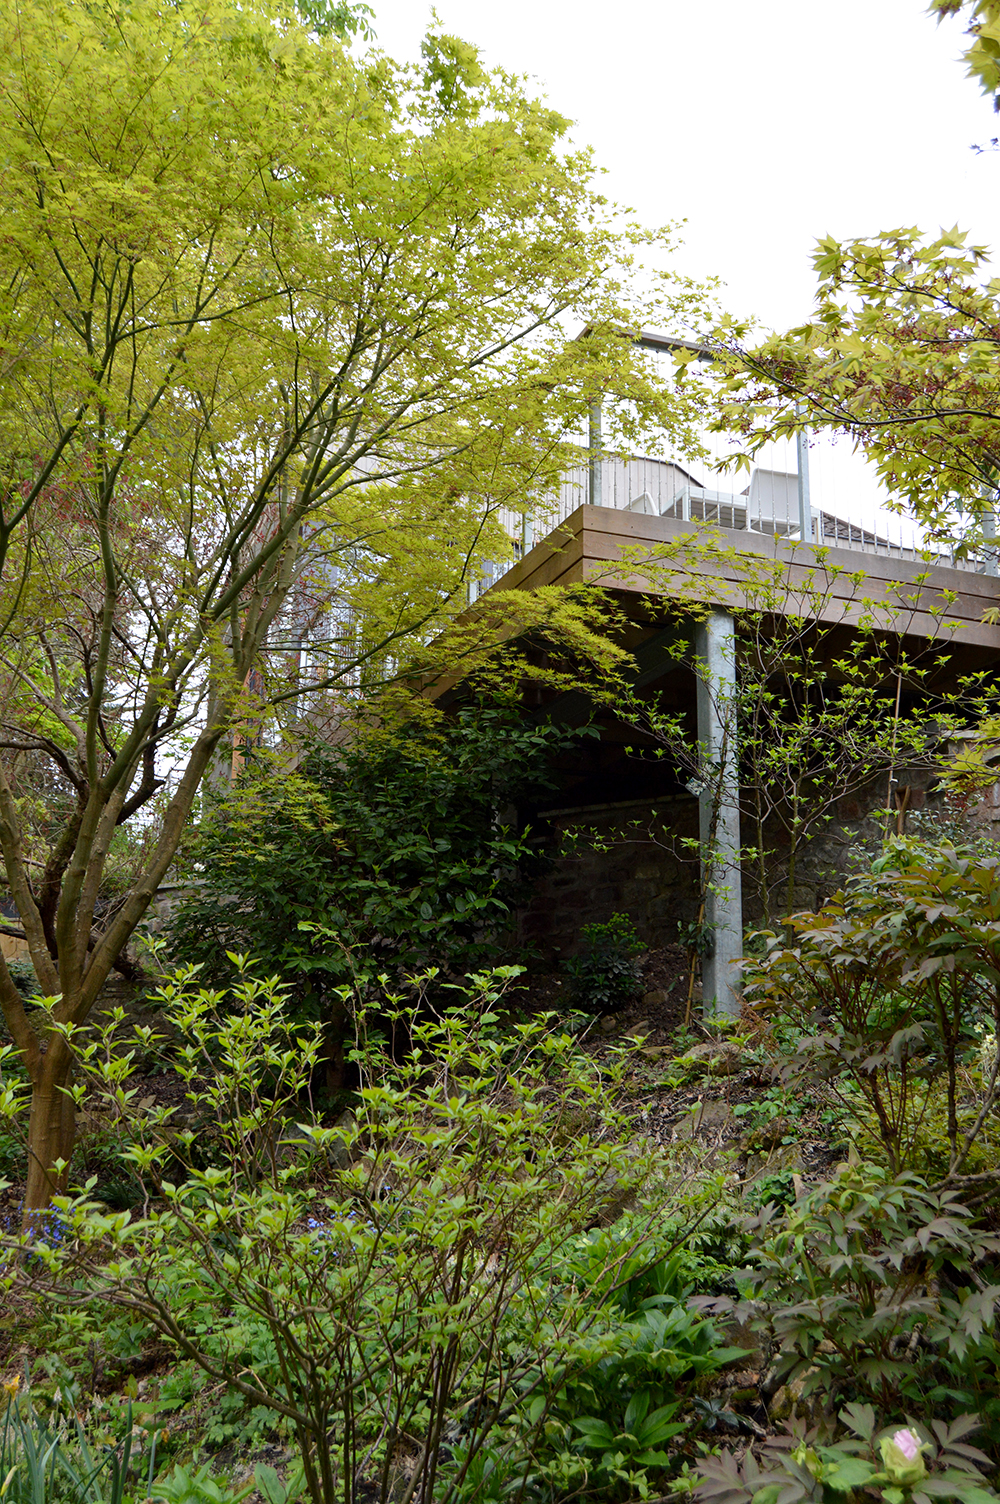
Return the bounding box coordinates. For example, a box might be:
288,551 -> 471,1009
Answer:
683,1040 -> 741,1076
671,1099 -> 733,1139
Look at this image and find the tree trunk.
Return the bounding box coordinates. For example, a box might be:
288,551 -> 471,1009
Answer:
5,726 -> 231,1223
23,1032 -> 76,1219
321,993 -> 353,1093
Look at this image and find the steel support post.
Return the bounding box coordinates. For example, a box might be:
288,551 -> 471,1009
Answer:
983,508 -> 998,578
522,511 -> 534,554
796,421 -> 813,544
974,479 -> 999,576
694,608 -> 743,1019
589,400 -> 603,508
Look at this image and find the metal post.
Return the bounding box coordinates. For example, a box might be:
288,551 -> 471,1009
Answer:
694,609 -> 743,1020
589,399 -> 602,508
984,512 -> 998,577
796,417 -> 813,543
522,511 -> 534,555
982,482 -> 998,577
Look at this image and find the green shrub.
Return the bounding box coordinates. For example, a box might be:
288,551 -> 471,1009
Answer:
744,1168 -> 799,1211
0,1127 -> 21,1181
0,1040 -> 30,1190
6,960 -> 39,1002
743,842 -> 1000,1176
6,967 -> 739,1504
168,706 -> 588,1013
564,913 -> 644,1015
710,1164 -> 1000,1447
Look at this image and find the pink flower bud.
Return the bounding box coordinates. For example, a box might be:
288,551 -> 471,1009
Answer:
893,1430 -> 921,1462
880,1428 -> 928,1486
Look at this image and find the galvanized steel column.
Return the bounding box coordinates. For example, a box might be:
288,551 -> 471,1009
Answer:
796,421 -> 813,544
589,400 -> 603,508
984,511 -> 998,577
694,608 -> 743,1019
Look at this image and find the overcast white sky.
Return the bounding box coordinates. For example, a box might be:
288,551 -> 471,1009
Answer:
367,0 -> 1000,535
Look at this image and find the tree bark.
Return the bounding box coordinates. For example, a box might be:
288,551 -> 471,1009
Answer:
23,1030 -> 76,1216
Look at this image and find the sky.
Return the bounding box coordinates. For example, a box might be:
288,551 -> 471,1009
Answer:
365,0 -> 1000,538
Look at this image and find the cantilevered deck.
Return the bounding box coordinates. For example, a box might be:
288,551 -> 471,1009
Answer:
480,504 -> 1000,1018
493,503 -> 1000,658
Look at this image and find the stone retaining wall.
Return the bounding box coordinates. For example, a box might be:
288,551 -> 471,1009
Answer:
517,773 -> 959,962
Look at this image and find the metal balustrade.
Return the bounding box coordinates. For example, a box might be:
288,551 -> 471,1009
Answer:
470,452 -> 997,601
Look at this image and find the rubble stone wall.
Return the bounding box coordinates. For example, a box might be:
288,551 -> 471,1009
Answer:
517,771 -> 975,961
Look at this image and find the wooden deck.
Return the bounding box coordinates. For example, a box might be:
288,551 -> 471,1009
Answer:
495,505 -> 1000,659
472,505 -> 1000,1007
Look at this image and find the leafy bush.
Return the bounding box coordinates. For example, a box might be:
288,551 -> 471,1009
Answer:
0,1040 -> 30,1189
744,843 -> 1000,1176
0,1128 -> 20,1180
6,960 -> 39,1002
168,706 -> 587,1017
744,1169 -> 799,1212
6,967 -> 737,1504
704,1165 -> 1000,1442
564,913 -> 644,1015
696,1405 -> 1000,1504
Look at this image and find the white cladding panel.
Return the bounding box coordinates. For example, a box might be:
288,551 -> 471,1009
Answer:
747,468 -> 800,525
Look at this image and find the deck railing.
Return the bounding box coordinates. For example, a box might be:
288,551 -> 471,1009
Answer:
470,453 -> 996,600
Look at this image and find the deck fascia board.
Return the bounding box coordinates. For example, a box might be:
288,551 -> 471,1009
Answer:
495,507 -> 1000,652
